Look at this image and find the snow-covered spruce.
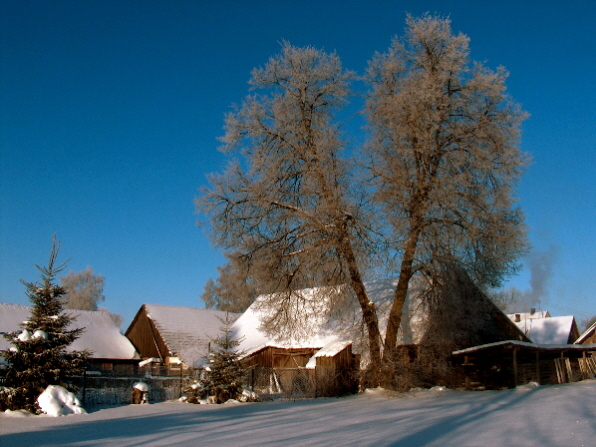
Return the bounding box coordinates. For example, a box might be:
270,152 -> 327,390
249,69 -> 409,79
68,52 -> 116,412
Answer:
200,314 -> 247,404
0,238 -> 89,413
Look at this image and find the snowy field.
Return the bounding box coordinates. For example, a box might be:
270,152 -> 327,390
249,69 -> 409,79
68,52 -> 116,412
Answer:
3,381 -> 596,447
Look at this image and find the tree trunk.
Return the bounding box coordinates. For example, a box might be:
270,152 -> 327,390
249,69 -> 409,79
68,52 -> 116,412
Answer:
338,228 -> 383,386
381,222 -> 423,384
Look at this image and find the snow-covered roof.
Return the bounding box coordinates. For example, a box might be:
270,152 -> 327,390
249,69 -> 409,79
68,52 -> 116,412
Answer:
231,287 -> 345,356
231,279 -> 429,359
510,315 -> 577,344
141,304 -> 240,367
507,310 -> 551,321
0,303 -> 139,360
314,340 -> 352,357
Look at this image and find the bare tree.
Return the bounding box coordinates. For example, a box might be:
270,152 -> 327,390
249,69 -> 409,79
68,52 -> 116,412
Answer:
365,15 -> 529,366
199,42 -> 384,374
60,266 -> 105,311
489,287 -> 524,312
201,252 -> 258,313
580,316 -> 596,333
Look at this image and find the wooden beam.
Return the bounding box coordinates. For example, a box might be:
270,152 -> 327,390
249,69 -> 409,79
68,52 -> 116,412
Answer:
513,346 -> 518,387
535,350 -> 540,384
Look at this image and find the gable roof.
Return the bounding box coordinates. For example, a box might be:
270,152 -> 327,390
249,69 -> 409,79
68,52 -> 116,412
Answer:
511,315 -> 579,344
0,303 -> 139,360
126,304 -> 240,367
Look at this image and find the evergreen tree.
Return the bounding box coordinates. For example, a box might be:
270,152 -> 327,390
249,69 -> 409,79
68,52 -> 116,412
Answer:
0,237 -> 89,412
201,314 -> 245,403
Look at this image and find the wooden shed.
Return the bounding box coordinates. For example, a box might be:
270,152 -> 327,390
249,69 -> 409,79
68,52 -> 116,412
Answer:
241,341 -> 359,397
453,340 -> 596,389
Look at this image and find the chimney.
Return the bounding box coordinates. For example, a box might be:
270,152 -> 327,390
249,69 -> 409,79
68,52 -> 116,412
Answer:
530,308 -> 536,315
515,314 -> 521,322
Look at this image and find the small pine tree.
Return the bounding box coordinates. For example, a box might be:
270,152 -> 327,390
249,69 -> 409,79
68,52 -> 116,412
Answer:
201,314 -> 246,403
0,237 -> 89,412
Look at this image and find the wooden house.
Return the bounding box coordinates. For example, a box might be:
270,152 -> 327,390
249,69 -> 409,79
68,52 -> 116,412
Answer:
0,303 -> 140,375
125,304 -> 240,375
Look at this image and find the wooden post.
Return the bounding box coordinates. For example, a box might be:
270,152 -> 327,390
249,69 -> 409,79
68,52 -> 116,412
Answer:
535,350 -> 540,384
512,346 -> 518,387
560,351 -> 567,383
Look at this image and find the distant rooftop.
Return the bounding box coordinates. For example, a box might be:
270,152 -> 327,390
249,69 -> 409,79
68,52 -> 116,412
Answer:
0,303 -> 139,361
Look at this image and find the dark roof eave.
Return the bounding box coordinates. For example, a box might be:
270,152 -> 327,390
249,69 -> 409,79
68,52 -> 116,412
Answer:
453,340 -> 596,356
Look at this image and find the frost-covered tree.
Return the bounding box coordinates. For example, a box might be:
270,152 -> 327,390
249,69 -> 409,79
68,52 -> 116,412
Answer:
201,252 -> 259,313
199,42 -> 384,378
365,14 -> 528,368
0,238 -> 89,412
60,266 -> 123,328
200,15 -> 528,386
60,266 -> 105,311
201,314 -> 246,403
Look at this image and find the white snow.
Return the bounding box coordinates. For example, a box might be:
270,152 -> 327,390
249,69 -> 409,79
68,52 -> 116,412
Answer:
132,382 -> 149,392
2,381 -> 596,446
231,278 -> 433,362
32,329 -> 48,340
138,357 -> 160,367
17,329 -> 32,342
37,385 -> 87,417
512,315 -> 577,344
314,340 -> 352,357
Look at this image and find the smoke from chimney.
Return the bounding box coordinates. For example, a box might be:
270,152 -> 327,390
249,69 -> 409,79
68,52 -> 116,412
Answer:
521,244 -> 559,310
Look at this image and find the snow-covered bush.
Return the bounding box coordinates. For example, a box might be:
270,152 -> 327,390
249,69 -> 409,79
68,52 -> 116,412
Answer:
37,385 -> 87,417
182,381 -> 203,404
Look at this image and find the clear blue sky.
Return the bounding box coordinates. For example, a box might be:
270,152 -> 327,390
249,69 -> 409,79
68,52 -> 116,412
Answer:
1,1 -> 595,327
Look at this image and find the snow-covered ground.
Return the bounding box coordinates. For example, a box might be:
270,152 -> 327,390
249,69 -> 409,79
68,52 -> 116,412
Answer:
3,381 -> 596,446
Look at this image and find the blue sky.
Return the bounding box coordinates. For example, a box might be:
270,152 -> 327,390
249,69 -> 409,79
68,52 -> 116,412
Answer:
1,1 -> 595,327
